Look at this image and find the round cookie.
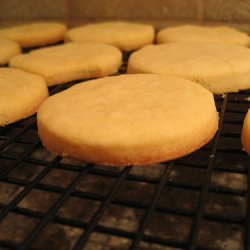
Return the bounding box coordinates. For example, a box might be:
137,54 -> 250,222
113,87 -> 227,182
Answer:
65,21 -> 154,51
10,42 -> 122,86
242,109 -> 250,154
157,25 -> 250,47
0,38 -> 21,65
37,74 -> 218,166
0,68 -> 48,127
127,43 -> 250,94
0,22 -> 66,48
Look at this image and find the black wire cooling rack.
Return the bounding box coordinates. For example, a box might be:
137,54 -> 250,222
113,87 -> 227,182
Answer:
0,52 -> 250,250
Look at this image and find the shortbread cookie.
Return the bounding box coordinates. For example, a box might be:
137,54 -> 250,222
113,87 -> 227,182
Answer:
242,110 -> 250,154
37,74 -> 218,166
0,68 -> 48,126
0,39 -> 21,65
0,22 -> 66,48
127,43 -> 250,94
157,25 -> 250,47
65,21 -> 154,51
10,43 -> 122,86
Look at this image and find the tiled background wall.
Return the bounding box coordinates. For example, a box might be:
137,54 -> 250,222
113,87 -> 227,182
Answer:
1,0 -> 250,29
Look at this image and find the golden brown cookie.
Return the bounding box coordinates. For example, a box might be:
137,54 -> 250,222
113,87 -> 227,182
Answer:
37,74 -> 218,166
10,42 -> 122,86
0,22 -> 66,48
0,68 -> 48,126
157,25 -> 250,47
65,21 -> 154,51
128,43 -> 250,94
0,38 -> 21,65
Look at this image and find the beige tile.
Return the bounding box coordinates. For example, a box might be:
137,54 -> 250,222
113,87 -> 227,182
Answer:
0,0 -> 66,20
68,0 -> 199,21
204,0 -> 250,22
197,0 -> 204,23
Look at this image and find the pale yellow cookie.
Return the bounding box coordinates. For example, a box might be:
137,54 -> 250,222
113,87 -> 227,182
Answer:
0,38 -> 21,65
37,74 -> 218,166
157,25 -> 250,47
127,43 -> 250,94
65,21 -> 154,51
242,109 -> 250,154
10,42 -> 122,86
0,22 -> 66,48
0,68 -> 48,127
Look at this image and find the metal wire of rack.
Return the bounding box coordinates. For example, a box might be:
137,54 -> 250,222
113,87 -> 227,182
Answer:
0,50 -> 250,250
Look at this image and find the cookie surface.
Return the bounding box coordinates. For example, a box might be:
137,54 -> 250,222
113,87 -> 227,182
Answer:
0,22 -> 66,48
157,25 -> 250,47
38,74 -> 218,166
242,110 -> 250,154
0,68 -> 48,127
65,21 -> 154,51
0,38 -> 21,65
10,42 -> 122,86
127,43 -> 250,94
